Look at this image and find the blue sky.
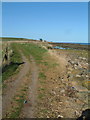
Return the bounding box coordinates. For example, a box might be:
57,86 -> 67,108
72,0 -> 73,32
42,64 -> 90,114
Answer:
2,2 -> 88,43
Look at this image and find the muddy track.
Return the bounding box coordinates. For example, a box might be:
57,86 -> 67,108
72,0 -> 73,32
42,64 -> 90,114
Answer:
2,53 -> 30,117
20,55 -> 38,118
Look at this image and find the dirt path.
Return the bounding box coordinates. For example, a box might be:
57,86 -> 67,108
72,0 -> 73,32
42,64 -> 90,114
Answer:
2,53 -> 30,117
20,55 -> 38,118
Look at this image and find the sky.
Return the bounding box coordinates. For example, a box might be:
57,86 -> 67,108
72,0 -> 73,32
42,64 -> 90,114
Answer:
2,2 -> 88,43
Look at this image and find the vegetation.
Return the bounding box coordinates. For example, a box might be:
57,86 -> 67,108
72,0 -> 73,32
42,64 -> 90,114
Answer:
39,72 -> 46,79
2,43 -> 22,82
17,43 -> 47,64
1,37 -> 35,41
7,86 -> 28,118
1,37 -> 27,41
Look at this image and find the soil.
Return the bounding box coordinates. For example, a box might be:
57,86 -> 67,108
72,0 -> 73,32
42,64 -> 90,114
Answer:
2,53 -> 30,117
20,55 -> 38,118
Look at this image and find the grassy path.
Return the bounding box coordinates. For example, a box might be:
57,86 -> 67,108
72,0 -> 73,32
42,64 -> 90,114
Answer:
2,43 -> 45,118
2,42 -> 88,118
2,51 -> 30,118
20,55 -> 38,118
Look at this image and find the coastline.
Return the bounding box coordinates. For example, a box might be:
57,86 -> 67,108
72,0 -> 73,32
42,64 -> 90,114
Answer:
48,42 -> 90,50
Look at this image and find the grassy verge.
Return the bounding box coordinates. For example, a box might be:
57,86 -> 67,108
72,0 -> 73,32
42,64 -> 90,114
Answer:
2,43 -> 22,82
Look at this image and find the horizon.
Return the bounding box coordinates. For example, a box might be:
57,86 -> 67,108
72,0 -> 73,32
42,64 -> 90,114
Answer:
2,2 -> 88,43
1,36 -> 90,44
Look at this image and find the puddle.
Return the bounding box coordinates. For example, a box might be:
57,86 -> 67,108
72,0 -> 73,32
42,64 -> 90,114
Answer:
53,46 -> 75,50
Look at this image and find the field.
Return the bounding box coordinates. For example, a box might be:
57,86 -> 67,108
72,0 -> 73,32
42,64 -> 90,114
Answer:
1,40 -> 90,119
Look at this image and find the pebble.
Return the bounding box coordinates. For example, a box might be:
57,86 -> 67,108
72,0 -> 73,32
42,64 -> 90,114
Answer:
57,114 -> 63,118
75,110 -> 79,116
76,74 -> 81,78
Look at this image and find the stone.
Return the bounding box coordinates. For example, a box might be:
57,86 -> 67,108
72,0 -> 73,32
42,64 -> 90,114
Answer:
57,114 -> 63,118
60,89 -> 65,93
75,110 -> 80,116
86,75 -> 89,78
76,74 -> 81,78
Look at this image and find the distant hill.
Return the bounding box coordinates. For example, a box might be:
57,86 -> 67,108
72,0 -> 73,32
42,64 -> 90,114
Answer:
0,37 -> 37,41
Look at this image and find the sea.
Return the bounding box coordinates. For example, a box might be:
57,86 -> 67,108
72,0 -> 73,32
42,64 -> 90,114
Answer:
78,43 -> 90,45
53,42 -> 90,50
54,42 -> 90,45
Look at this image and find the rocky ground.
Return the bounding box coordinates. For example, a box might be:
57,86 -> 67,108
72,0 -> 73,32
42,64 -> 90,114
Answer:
36,48 -> 89,118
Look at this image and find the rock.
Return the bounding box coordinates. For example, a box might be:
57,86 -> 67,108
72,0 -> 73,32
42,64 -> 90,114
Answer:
76,74 -> 81,78
78,64 -> 82,68
75,62 -> 79,66
86,63 -> 88,65
74,64 -> 77,67
80,72 -> 84,75
67,71 -> 71,74
50,91 -> 56,95
58,77 -> 61,79
24,100 -> 27,104
86,75 -> 89,78
79,57 -> 82,59
75,110 -> 80,116
67,68 -> 73,71
67,74 -> 70,78
60,89 -> 65,93
57,114 -> 63,118
79,57 -> 87,61
74,64 -> 78,69
47,116 -> 49,118
82,57 -> 87,61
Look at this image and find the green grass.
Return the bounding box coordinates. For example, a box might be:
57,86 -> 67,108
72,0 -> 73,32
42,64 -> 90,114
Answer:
38,87 -> 45,91
8,87 -> 28,118
10,43 -> 22,63
16,43 -> 47,64
2,43 -> 22,82
38,93 -> 45,99
1,37 -> 28,41
2,64 -> 19,81
41,109 -> 48,113
39,72 -> 46,79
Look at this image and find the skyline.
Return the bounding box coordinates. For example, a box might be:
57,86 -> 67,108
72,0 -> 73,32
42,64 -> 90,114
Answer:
2,2 -> 88,43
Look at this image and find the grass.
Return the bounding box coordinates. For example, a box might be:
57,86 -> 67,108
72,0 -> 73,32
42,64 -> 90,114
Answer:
38,93 -> 45,99
38,88 -> 45,91
16,43 -> 47,64
39,72 -> 46,79
10,43 -> 22,63
2,64 -> 19,81
1,37 -> 28,41
2,43 -> 22,82
7,86 -> 28,118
